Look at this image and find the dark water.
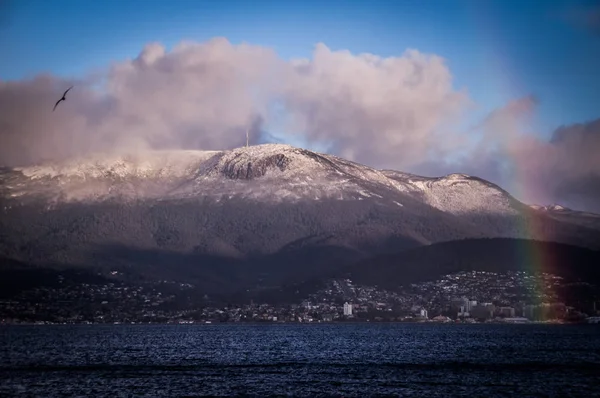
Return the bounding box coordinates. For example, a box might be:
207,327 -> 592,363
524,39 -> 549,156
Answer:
1,323 -> 599,397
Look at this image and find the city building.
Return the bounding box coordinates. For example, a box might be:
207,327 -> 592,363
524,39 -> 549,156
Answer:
499,307 -> 515,318
470,304 -> 495,320
343,302 -> 353,316
453,297 -> 476,317
523,304 -> 536,320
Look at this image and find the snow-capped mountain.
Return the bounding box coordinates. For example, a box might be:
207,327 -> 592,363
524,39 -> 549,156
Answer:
530,204 -> 570,212
1,143 -> 599,293
381,170 -> 521,215
2,143 -> 518,214
529,203 -> 600,232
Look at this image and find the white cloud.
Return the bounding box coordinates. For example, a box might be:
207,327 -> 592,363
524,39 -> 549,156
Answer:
0,38 -> 469,171
1,38 -> 599,211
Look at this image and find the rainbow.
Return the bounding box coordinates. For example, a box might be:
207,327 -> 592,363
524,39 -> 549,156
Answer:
467,2 -> 559,304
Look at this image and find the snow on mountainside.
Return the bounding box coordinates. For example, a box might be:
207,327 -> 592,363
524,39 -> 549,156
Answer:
529,203 -> 600,232
530,204 -> 570,212
1,144 -> 520,216
2,144 -> 600,285
15,150 -> 221,180
381,170 -> 520,215
2,144 -> 401,202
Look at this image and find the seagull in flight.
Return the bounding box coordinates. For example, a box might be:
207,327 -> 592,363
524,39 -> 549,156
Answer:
52,86 -> 74,112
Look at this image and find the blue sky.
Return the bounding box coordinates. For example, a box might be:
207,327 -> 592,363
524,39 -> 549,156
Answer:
1,0 -> 599,142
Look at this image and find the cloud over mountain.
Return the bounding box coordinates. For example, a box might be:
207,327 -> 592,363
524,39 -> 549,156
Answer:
446,97 -> 600,212
0,37 -> 599,211
0,38 -> 468,169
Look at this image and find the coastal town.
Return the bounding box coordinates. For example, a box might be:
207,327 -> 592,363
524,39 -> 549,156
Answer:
1,270 -> 599,325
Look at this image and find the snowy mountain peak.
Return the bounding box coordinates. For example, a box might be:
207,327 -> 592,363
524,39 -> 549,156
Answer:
444,173 -> 471,180
549,204 -> 568,211
382,169 -> 518,215
1,144 -> 523,216
530,204 -> 571,212
206,144 -> 325,180
11,144 -> 329,182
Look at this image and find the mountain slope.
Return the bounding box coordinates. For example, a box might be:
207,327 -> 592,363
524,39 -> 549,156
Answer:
530,204 -> 600,231
382,170 -> 523,215
1,144 -> 600,293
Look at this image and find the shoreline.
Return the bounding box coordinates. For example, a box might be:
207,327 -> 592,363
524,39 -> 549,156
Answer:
1,320 -> 593,326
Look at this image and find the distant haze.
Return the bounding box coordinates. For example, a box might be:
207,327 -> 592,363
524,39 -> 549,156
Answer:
1,38 -> 599,212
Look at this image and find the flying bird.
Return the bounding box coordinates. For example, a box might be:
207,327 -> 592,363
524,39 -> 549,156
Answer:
52,86 -> 74,112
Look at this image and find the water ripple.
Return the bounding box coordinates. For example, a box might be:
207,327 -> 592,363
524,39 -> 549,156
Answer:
0,323 -> 598,397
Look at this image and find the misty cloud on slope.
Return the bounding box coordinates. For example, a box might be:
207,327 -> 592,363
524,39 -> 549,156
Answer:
405,96 -> 540,187
431,96 -> 600,212
536,119 -> 600,212
0,39 -> 281,166
0,37 -> 469,169
1,37 -> 599,211
485,99 -> 600,212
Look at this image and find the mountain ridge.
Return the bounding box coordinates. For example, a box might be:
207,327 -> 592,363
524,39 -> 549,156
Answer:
1,144 -> 599,295
0,144 -> 525,209
3,143 -> 590,217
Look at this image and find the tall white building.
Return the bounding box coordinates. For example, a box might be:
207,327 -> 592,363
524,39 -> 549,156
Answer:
457,297 -> 478,317
343,302 -> 353,316
469,300 -> 477,311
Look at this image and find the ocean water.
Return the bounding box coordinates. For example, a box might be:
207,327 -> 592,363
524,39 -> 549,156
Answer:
0,323 -> 599,397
